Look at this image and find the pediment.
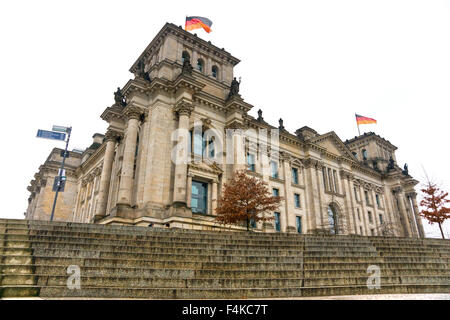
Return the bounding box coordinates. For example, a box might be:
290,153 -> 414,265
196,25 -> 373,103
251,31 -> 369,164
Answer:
310,132 -> 356,160
188,159 -> 223,176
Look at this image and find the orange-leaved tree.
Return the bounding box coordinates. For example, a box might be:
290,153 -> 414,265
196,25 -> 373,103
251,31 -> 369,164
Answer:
419,180 -> 450,239
215,170 -> 283,231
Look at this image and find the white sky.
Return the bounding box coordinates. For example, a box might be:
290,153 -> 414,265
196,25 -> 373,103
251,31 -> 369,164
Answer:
0,0 -> 449,238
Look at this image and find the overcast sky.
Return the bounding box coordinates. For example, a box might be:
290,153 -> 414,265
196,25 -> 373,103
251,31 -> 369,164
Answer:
1,0 -> 449,238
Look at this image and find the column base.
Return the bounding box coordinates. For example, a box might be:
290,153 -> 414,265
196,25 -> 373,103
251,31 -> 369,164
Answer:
286,226 -> 297,233
109,204 -> 136,220
168,202 -> 192,218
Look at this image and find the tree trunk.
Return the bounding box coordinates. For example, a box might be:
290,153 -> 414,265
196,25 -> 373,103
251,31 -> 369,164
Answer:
438,222 -> 445,239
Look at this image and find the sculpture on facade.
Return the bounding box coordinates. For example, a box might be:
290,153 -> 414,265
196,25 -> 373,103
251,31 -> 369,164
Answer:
136,60 -> 151,82
387,156 -> 395,171
227,77 -> 241,99
279,118 -> 285,131
402,163 -> 409,176
257,109 -> 264,122
114,87 -> 126,107
181,59 -> 193,75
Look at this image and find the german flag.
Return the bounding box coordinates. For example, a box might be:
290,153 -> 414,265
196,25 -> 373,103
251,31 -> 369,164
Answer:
185,16 -> 213,33
355,114 -> 377,125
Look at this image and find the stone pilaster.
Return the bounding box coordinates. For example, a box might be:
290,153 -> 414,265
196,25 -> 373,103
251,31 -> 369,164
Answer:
211,178 -> 218,215
117,106 -> 142,206
173,101 -> 193,206
410,193 -> 425,238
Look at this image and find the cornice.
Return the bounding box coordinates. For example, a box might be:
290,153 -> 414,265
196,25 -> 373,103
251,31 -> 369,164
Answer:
129,23 -> 240,74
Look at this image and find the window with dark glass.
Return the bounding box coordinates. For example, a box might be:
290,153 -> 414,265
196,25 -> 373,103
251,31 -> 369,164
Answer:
379,214 -> 383,224
272,188 -> 279,197
365,191 -> 370,204
368,211 -> 373,223
182,51 -> 190,63
190,130 -> 215,160
296,216 -> 302,234
191,181 -> 208,214
354,187 -> 359,201
197,59 -> 204,72
212,65 -> 218,78
376,194 -> 381,208
247,153 -> 255,172
294,193 -> 301,208
292,167 -> 299,184
270,161 -> 279,179
274,212 -> 281,232
362,149 -> 368,160
250,218 -> 256,228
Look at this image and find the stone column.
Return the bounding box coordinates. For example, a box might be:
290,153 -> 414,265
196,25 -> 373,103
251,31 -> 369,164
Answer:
173,102 -> 193,205
95,130 -> 119,220
282,154 -> 295,233
395,189 -> 412,237
117,107 -> 142,206
212,178 -> 218,214
409,193 -> 425,238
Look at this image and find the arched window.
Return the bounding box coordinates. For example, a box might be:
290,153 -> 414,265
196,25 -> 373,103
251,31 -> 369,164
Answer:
327,204 -> 339,234
182,51 -> 190,63
197,59 -> 204,72
211,65 -> 218,78
188,128 -> 218,160
362,149 -> 368,160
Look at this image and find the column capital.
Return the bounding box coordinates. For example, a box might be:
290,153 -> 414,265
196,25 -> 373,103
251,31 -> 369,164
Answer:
105,129 -> 123,142
123,105 -> 144,121
174,100 -> 194,117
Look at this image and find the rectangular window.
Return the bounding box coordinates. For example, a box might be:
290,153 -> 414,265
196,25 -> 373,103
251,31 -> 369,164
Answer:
370,229 -> 375,236
333,170 -> 338,193
354,187 -> 359,201
272,188 -> 279,197
191,181 -> 208,214
250,218 -> 256,228
368,211 -> 373,223
193,132 -> 203,156
360,226 -> 363,235
328,168 -> 333,192
247,153 -> 255,172
379,214 -> 383,224
294,193 -> 301,208
270,161 -> 279,179
292,168 -> 299,184
357,208 -> 361,220
365,191 -> 370,204
296,216 -> 302,234
322,167 -> 328,190
376,194 -> 381,208
208,138 -> 215,158
274,212 -> 281,232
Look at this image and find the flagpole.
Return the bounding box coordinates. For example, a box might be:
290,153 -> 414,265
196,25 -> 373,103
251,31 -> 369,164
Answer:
355,114 -> 361,136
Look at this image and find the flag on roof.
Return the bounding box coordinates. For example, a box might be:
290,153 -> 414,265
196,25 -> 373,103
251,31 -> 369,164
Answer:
185,16 -> 213,33
355,114 -> 377,125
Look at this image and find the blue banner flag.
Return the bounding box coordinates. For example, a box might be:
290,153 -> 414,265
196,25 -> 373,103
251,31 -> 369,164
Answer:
36,129 -> 66,141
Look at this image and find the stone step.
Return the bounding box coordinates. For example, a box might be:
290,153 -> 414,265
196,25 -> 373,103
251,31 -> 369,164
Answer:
12,248 -> 305,263
2,283 -> 449,298
304,268 -> 450,278
2,237 -> 310,251
4,274 -> 449,289
0,264 -> 305,279
1,274 -> 307,288
303,261 -> 450,270
22,256 -> 306,271
0,244 -> 302,258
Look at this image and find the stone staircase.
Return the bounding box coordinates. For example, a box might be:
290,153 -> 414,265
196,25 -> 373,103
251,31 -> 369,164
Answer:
1,218 -> 450,298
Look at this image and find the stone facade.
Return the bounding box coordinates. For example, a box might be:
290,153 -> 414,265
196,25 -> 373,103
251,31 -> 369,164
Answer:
26,23 -> 424,238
